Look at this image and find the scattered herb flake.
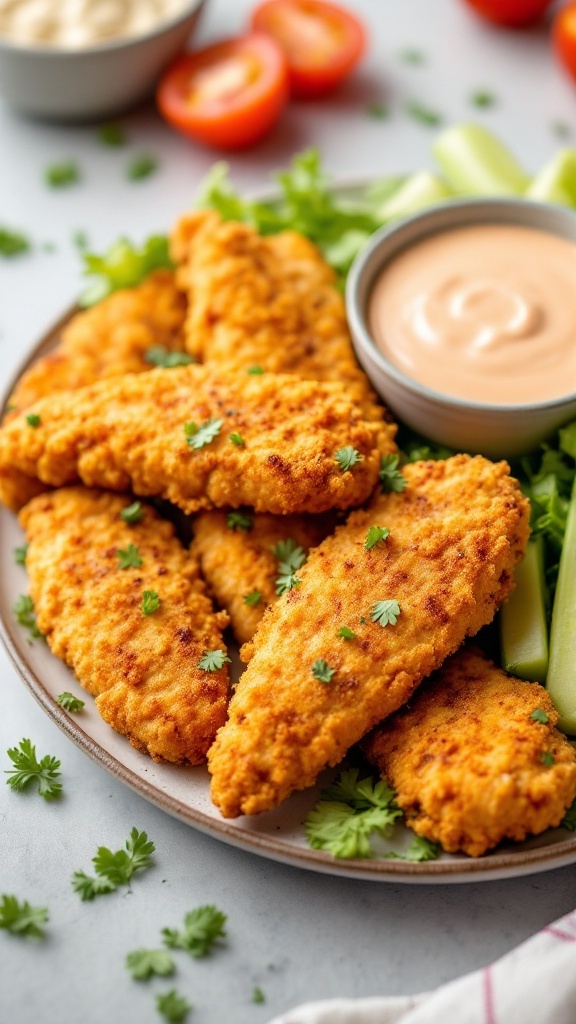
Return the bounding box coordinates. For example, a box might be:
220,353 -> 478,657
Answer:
371,600 -> 401,627
56,692 -> 85,713
0,227 -> 30,258
386,835 -> 442,862
142,591 -> 161,616
379,454 -> 407,493
156,989 -> 192,1024
117,544 -> 143,569
305,768 -> 402,859
13,544 -> 28,566
405,100 -> 442,126
5,739 -> 61,801
0,895 -> 48,939
73,230 -> 89,250
272,539 -> 306,575
252,987 -> 265,1004
145,346 -> 194,368
247,365 -> 264,375
335,447 -> 363,473
312,659 -> 335,684
121,501 -> 143,524
275,573 -> 302,596
45,161 -> 80,188
72,827 -> 155,901
98,122 -> 126,147
227,511 -> 253,532
13,595 -> 44,641
470,89 -> 496,108
198,650 -> 231,672
162,904 -> 227,958
399,48 -> 426,65
366,102 -> 389,119
244,590 -> 262,607
552,120 -> 571,139
229,432 -> 245,447
364,526 -> 390,550
562,797 -> 576,830
26,413 -> 41,428
127,155 -> 158,181
184,418 -> 222,450
531,709 -> 549,724
540,751 -> 556,767
126,948 -> 175,981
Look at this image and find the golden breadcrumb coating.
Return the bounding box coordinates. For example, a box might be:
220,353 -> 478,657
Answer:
6,271 -> 186,416
0,366 -> 387,515
364,647 -> 576,857
170,211 -> 385,425
208,455 -> 530,818
20,488 -> 230,764
192,511 -> 338,645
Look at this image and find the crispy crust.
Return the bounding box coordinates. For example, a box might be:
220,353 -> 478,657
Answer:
364,648 -> 576,857
0,365 -> 390,514
20,488 -> 230,764
207,455 -> 530,818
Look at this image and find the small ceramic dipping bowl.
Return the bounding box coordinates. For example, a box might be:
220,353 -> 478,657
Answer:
0,0 -> 206,122
346,198 -> 576,459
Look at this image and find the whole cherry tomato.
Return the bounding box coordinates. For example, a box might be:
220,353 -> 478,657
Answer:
554,2 -> 576,83
460,0 -> 554,28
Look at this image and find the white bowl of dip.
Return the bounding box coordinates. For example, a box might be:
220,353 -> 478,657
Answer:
0,0 -> 206,121
346,198 -> 576,459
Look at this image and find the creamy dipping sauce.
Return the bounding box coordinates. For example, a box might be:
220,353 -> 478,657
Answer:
0,0 -> 189,48
369,223 -> 576,406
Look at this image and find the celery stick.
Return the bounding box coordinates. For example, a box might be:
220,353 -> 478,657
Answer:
526,149 -> 576,206
433,123 -> 529,196
500,536 -> 548,683
376,171 -> 452,221
547,477 -> 576,733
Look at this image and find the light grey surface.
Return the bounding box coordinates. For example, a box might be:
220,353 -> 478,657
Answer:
2,1 -> 576,1021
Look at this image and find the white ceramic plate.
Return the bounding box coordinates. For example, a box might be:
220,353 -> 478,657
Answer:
2,217 -> 576,884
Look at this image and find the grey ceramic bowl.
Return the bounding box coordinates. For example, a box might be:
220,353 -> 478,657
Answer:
0,0 -> 206,122
346,198 -> 576,459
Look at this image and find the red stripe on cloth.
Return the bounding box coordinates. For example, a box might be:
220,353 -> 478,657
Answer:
544,926 -> 576,943
483,966 -> 496,1024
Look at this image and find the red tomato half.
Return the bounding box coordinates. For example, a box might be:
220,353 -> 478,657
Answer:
157,34 -> 289,150
459,0 -> 553,28
252,0 -> 366,99
554,2 -> 576,83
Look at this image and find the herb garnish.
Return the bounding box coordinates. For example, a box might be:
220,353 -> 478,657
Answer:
379,454 -> 406,492
399,48 -> 426,65
252,987 -> 265,1004
162,905 -> 227,958
247,365 -> 264,375
117,544 -> 143,569
45,161 -> 80,188
13,544 -> 28,566
0,227 -> 30,258
0,895 -> 48,939
198,650 -> 231,672
386,836 -> 442,862
305,768 -> 402,858
156,989 -> 192,1024
335,447 -> 363,472
273,538 -> 306,594
126,949 -> 175,980
13,595 -> 44,641
244,590 -> 262,607
371,600 -> 401,626
121,501 -> 143,524
57,692 -> 85,713
227,511 -> 253,532
470,89 -> 496,108
80,235 -> 173,308
366,103 -> 389,119
364,526 -> 390,550
72,827 -> 155,901
562,796 -> 576,830
531,709 -> 549,724
184,418 -> 222,450
405,100 -> 442,126
5,739 -> 62,801
98,122 -> 126,147
145,347 -> 194,368
229,432 -> 245,447
26,413 -> 41,428
338,626 -> 356,640
127,155 -> 158,181
312,659 -> 335,684
540,751 -> 556,767
142,591 -> 161,616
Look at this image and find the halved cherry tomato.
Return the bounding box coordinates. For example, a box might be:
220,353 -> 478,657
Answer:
157,34 -> 288,150
251,0 -> 366,99
554,2 -> 576,83
459,0 -> 553,28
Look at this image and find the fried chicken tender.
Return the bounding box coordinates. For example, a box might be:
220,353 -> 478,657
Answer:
208,455 -> 530,818
170,211 -> 384,425
192,511 -> 338,645
20,488 -> 230,764
0,365 -> 388,514
6,271 -> 186,416
364,648 -> 576,857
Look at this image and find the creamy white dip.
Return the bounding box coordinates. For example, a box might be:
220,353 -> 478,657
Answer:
0,0 -> 191,48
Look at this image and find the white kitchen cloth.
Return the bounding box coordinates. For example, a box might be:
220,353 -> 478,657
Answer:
267,908 -> 576,1024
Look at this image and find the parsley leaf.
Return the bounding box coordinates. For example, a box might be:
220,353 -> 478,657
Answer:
80,235 -> 173,307
252,987 -> 265,1004
162,905 -> 227,958
13,544 -> 28,566
127,154 -> 158,181
73,229 -> 89,251
247,365 -> 264,375
5,739 -> 62,800
305,769 -> 402,858
145,347 -> 194,368
275,573 -> 301,596
117,544 -> 143,569
366,103 -> 389,120
272,539 -> 306,575
243,590 -> 262,607
121,501 -> 143,524
405,100 -> 442,126
184,418 -> 222,450
338,626 -> 356,640
365,526 -> 390,550
399,48 -> 426,65
126,948 -> 175,981
45,161 -> 80,188
540,751 -> 555,767
371,600 -> 401,627
56,692 -> 85,713
562,796 -> 576,830
335,447 -> 363,473
379,454 -> 406,492
470,89 -> 496,108
0,895 -> 48,939
229,432 -> 245,447
531,708 -> 549,724
26,413 -> 41,428
227,511 -> 253,532
98,122 -> 126,147
142,591 -> 161,616
156,989 -> 192,1024
72,828 -> 155,901
312,659 -> 335,684
0,226 -> 30,258
386,835 -> 442,862
198,650 -> 231,672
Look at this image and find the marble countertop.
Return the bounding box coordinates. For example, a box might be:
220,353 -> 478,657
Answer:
2,1 -> 576,1021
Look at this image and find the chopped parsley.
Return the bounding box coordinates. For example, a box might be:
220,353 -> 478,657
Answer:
562,796 -> 576,830
98,122 -> 126,147
227,510 -> 253,532
72,828 -> 155,901
156,989 -> 192,1024
244,590 -> 262,607
305,768 -> 402,859
13,544 -> 28,566
184,418 -> 222,450
275,573 -> 302,596
26,413 -> 41,428
198,650 -> 231,672
0,227 -> 30,258
45,161 -> 80,188
470,89 -> 497,108
162,904 -> 227,958
335,447 -> 363,473
540,751 -> 556,767
399,48 -> 426,65
117,544 -> 143,569
5,739 -> 62,801
247,365 -> 264,375
386,835 -> 442,862
531,709 -> 549,724
142,591 -> 161,616
73,230 -> 89,251
80,235 -> 173,308
379,454 -> 406,492
273,538 -> 306,595
252,987 -> 265,1004
229,432 -> 245,447
56,692 -> 85,713
145,347 -> 194,368
0,895 -> 48,939
121,501 -> 143,524
371,600 -> 401,627
312,659 -> 335,684
338,626 -> 356,640
405,100 -> 442,126
364,526 -> 390,550
366,103 -> 389,119
13,595 -> 44,641
126,948 -> 175,981
127,155 -> 158,181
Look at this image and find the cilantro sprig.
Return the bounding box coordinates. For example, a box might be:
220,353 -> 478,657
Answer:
312,659 -> 335,684
305,769 -> 402,859
121,501 -> 143,524
56,692 -> 85,713
379,454 -> 406,493
162,905 -> 227,958
227,511 -> 253,532
244,590 -> 262,607
79,235 -> 173,308
273,538 -> 307,596
5,739 -> 62,801
184,418 -> 222,450
0,226 -> 30,258
198,650 -> 231,672
156,990 -> 192,1024
13,544 -> 28,566
117,544 -> 143,569
371,600 -> 401,627
386,836 -> 442,862
335,447 -> 363,473
0,895 -> 49,939
72,828 -> 155,901
365,526 -> 390,550
142,591 -> 161,616
126,948 -> 175,981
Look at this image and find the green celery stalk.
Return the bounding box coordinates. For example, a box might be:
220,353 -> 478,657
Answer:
500,536 -> 549,683
433,123 -> 529,196
547,477 -> 576,733
526,149 -> 576,206
376,171 -> 452,221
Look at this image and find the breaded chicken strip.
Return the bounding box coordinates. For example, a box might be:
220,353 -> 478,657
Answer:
208,456 -> 530,818
20,488 -> 230,764
170,211 -> 384,425
192,511 -> 338,645
0,366 -> 387,514
364,648 -> 576,857
6,271 -> 186,416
